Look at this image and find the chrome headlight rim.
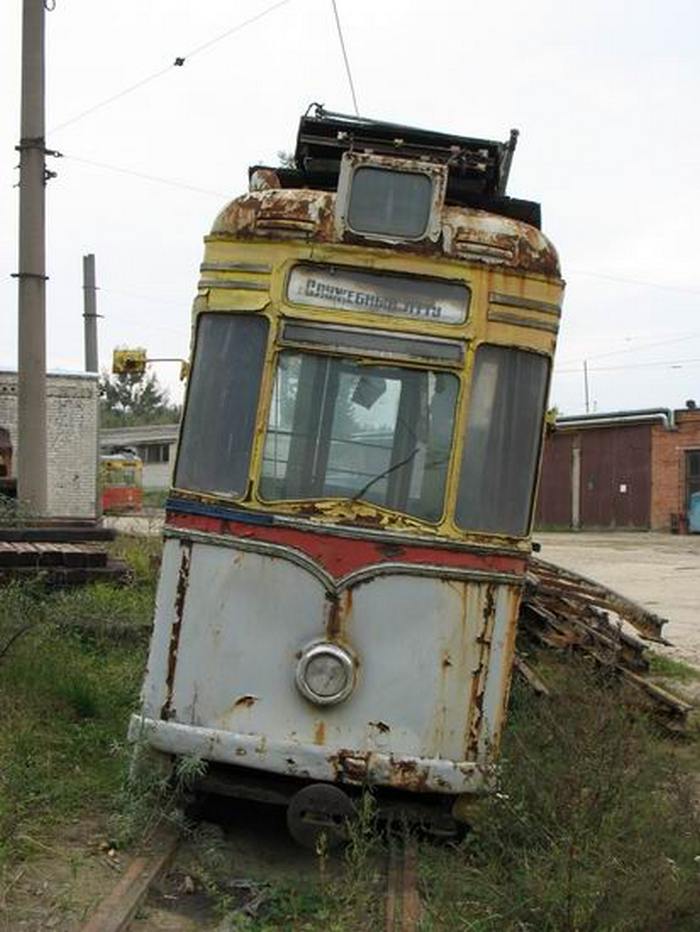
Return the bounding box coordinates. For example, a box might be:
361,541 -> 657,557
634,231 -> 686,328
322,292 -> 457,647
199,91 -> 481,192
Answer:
295,640 -> 356,707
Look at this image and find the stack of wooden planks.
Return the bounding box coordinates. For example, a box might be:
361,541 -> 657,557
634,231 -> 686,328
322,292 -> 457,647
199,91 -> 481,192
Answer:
0,525 -> 129,586
518,557 -> 693,730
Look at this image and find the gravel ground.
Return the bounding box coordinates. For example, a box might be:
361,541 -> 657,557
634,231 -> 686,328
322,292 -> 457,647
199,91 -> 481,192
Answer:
535,531 -> 700,667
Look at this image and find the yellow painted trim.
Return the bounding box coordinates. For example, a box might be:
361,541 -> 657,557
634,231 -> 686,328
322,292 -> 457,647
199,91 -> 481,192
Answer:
180,237 -> 564,547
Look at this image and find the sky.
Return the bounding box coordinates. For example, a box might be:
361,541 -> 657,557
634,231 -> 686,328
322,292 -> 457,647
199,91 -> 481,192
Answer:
1,0 -> 700,416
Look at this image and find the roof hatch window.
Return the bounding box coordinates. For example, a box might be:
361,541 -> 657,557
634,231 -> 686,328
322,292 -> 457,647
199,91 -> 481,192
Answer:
347,167 -> 432,239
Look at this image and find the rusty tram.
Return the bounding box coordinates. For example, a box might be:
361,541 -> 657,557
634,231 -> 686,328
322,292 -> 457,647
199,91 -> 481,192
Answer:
131,108 -> 564,844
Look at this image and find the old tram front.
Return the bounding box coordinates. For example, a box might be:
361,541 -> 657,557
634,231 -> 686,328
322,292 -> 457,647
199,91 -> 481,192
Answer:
131,109 -> 564,844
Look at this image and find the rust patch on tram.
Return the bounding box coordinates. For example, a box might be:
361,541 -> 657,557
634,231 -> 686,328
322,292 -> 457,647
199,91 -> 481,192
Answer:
369,720 -> 391,734
331,750 -> 369,782
325,589 -> 353,641
160,541 -> 192,721
314,721 -> 326,745
389,759 -> 430,793
233,694 -> 258,710
209,189 -> 561,278
466,583 -> 497,757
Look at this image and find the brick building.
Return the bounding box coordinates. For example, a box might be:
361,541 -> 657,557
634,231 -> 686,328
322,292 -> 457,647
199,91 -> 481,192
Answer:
0,369 -> 99,519
535,406 -> 700,532
651,408 -> 700,531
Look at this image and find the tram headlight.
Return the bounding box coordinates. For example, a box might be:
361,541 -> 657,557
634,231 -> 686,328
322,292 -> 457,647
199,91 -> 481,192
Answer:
296,642 -> 355,706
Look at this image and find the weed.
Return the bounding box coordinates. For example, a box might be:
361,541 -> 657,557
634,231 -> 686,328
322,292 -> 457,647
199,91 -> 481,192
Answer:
419,658 -> 700,931
343,790 -> 382,896
142,489 -> 169,509
108,532 -> 162,587
647,651 -> 700,682
0,581 -> 148,871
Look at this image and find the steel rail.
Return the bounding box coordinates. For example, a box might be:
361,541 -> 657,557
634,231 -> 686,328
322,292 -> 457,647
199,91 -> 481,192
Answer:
385,830 -> 422,931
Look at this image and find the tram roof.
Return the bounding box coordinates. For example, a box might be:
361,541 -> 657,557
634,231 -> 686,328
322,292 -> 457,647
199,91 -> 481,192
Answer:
248,106 -> 542,229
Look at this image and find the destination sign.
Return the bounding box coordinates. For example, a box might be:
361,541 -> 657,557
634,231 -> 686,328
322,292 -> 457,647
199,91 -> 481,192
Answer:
287,265 -> 469,324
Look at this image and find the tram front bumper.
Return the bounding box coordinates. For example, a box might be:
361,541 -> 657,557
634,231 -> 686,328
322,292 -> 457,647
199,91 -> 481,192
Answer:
129,715 -> 490,795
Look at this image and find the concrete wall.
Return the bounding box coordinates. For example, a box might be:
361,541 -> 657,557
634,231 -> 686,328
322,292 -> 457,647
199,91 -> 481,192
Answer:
0,370 -> 98,519
651,410 -> 700,530
142,455 -> 175,490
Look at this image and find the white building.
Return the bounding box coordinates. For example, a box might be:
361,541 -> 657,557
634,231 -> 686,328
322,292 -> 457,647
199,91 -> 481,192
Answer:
0,369 -> 99,519
100,422 -> 179,490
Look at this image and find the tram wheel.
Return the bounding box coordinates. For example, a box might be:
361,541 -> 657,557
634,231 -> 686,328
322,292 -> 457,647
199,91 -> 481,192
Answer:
286,783 -> 356,850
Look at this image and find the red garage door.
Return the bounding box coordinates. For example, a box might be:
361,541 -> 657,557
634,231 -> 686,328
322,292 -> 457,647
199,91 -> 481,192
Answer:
580,425 -> 651,529
535,432 -> 573,528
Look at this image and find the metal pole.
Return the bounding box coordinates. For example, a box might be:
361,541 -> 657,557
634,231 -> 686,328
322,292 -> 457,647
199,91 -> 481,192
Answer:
83,254 -> 98,372
16,0 -> 48,515
583,360 -> 590,415
82,253 -> 102,520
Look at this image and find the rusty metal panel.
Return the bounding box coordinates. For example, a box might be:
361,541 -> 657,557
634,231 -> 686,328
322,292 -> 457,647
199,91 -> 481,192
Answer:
210,189 -> 561,277
535,432 -> 573,528
135,536 -> 521,794
579,425 -> 651,529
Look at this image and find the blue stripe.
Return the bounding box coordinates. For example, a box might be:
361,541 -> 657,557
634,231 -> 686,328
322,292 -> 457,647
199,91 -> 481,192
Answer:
165,497 -> 275,526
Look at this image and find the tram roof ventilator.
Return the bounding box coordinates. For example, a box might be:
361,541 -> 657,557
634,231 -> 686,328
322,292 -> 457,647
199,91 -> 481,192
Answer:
249,104 -> 542,229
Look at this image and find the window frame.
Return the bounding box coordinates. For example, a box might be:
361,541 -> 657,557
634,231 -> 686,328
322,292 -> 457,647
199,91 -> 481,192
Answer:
335,152 -> 447,244
173,312 -> 269,500
257,347 -> 460,524
454,343 -> 551,538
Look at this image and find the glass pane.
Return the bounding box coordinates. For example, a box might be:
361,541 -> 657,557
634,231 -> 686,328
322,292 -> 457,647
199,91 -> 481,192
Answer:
175,314 -> 268,497
348,168 -> 432,238
260,351 -> 458,522
456,346 -> 549,536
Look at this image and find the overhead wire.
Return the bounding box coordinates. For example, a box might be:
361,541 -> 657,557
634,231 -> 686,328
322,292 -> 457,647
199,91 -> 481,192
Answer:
557,329 -> 700,365
60,154 -> 228,198
555,356 -> 700,375
49,0 -> 294,134
330,0 -> 360,116
568,267 -> 700,297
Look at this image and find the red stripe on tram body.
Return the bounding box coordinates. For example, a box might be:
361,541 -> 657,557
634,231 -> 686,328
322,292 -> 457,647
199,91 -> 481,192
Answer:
165,511 -> 527,580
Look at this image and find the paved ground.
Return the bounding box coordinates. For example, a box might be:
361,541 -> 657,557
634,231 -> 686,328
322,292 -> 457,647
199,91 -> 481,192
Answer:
535,532 -> 700,666
108,516 -> 700,666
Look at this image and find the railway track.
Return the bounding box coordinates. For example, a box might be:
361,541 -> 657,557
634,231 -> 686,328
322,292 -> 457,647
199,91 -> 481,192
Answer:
385,830 -> 422,932
80,817 -> 423,931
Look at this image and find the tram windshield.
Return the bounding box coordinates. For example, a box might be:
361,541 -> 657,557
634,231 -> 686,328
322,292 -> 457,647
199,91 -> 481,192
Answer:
260,352 -> 458,522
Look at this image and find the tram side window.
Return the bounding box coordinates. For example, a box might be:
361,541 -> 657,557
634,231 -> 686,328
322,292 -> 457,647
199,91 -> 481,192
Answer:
456,346 -> 549,537
175,314 -> 268,497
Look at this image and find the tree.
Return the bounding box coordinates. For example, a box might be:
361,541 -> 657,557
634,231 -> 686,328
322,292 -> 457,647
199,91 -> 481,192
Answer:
99,368 -> 181,427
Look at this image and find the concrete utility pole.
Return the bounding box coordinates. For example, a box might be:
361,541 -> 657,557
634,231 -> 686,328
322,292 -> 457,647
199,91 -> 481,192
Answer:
16,0 -> 48,515
83,254 -> 99,372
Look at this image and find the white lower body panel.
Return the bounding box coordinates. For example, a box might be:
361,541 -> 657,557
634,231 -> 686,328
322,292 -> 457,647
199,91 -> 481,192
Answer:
136,531 -> 522,795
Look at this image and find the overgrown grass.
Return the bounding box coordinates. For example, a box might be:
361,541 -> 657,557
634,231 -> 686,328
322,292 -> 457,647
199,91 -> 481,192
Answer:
647,651 -> 700,682
142,489 -> 169,510
419,660 -> 700,931
2,538 -> 699,931
108,531 -> 163,587
0,534 -> 160,870
183,791 -> 384,931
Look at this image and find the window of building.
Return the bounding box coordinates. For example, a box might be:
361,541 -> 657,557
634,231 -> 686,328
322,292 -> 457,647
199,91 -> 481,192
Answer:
686,450 -> 700,506
137,443 -> 171,464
